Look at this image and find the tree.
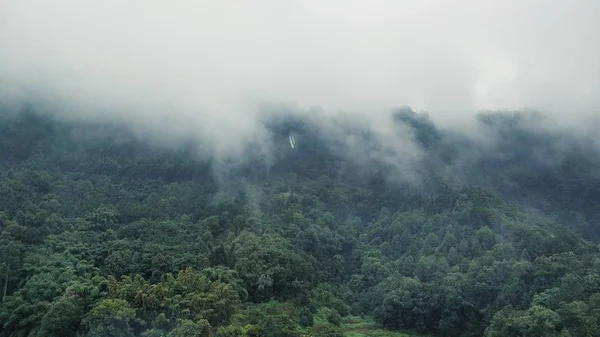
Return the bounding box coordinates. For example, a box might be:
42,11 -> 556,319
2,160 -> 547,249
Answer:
0,232 -> 21,302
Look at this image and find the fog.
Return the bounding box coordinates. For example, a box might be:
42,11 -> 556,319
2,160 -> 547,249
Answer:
1,0 -> 599,152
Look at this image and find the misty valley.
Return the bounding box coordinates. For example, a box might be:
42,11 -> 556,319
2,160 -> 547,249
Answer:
1,107 -> 600,337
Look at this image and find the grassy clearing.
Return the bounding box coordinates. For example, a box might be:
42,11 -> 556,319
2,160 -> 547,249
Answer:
341,316 -> 428,337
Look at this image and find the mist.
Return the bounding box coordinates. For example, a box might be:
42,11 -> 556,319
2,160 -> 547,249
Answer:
1,0 -> 599,156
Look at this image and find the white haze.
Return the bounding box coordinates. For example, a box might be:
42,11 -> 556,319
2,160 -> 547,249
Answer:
1,0 -> 599,155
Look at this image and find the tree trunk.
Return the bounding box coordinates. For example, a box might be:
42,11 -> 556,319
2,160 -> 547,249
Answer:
2,263 -> 8,303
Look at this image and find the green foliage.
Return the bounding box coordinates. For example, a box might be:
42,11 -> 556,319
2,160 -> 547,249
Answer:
341,316 -> 419,337
312,322 -> 344,337
0,111 -> 599,337
168,319 -> 211,337
82,299 -> 136,337
232,231 -> 315,301
105,267 -> 243,331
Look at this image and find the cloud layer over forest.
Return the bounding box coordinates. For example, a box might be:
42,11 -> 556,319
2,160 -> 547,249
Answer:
1,0 -> 599,154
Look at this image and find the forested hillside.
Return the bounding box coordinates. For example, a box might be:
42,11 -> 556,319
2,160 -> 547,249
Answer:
1,108 -> 599,337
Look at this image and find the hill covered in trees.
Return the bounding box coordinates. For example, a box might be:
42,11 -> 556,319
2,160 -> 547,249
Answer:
0,106 -> 599,337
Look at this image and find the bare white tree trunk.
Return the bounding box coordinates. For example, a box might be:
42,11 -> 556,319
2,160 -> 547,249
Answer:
2,263 -> 9,302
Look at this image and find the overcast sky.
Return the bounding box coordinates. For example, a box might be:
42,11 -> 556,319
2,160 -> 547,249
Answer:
1,0 -> 599,138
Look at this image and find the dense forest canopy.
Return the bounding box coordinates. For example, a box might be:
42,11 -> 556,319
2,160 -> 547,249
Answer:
0,105 -> 599,337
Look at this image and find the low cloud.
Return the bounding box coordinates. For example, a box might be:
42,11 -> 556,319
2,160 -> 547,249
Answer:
1,0 -> 599,156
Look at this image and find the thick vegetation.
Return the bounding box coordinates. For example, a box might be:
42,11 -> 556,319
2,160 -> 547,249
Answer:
0,109 -> 599,337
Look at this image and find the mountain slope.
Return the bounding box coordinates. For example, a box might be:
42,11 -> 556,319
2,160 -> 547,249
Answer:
0,108 -> 599,337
